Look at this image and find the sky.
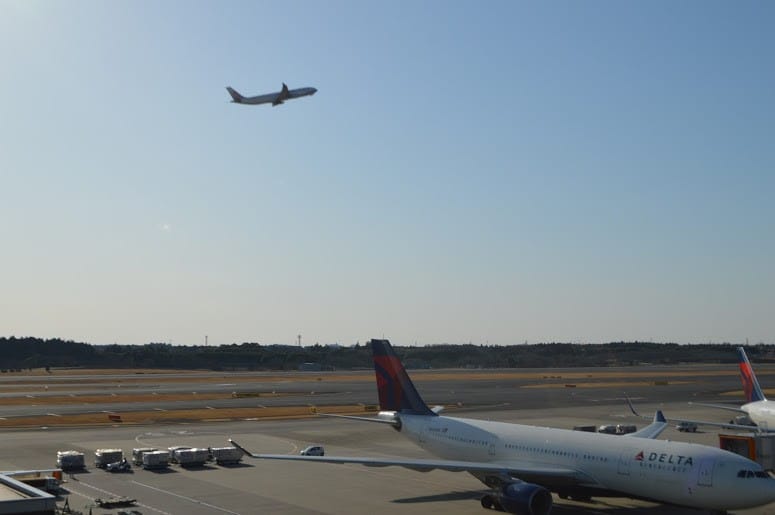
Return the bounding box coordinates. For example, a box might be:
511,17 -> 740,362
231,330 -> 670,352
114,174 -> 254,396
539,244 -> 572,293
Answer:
1,1 -> 774,346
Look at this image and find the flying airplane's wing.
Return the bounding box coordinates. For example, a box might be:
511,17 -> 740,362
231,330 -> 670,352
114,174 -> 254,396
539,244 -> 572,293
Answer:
228,439 -> 595,487
272,83 -> 291,106
626,398 -> 759,432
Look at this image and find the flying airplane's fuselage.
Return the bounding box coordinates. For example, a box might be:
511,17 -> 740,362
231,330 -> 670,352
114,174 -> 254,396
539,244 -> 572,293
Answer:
240,87 -> 317,105
401,413 -> 775,510
227,85 -> 317,106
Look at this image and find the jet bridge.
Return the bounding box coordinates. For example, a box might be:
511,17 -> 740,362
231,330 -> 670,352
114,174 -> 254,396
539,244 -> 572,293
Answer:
720,433 -> 775,471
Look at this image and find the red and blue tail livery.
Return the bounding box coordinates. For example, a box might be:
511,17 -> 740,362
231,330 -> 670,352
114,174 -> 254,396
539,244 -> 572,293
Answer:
370,339 -> 435,415
738,346 -> 767,403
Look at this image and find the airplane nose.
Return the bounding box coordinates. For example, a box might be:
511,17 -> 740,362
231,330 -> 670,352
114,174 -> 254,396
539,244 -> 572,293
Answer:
312,88 -> 317,95
751,478 -> 775,506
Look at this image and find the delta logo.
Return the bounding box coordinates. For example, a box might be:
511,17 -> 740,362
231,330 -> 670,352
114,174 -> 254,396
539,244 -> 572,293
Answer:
636,450 -> 694,466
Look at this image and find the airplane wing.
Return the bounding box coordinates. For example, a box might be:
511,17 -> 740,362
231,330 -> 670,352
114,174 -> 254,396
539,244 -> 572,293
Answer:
626,398 -> 759,432
228,439 -> 596,488
626,410 -> 668,439
272,82 -> 291,106
316,413 -> 398,426
688,401 -> 747,414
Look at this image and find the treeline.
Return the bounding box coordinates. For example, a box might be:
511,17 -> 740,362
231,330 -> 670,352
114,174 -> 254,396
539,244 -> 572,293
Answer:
0,337 -> 773,372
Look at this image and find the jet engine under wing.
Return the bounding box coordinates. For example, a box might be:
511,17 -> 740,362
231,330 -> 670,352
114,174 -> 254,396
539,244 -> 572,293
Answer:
228,440 -> 595,487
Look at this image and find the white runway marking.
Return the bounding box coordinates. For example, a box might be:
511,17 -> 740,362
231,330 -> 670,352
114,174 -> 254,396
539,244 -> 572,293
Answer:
70,479 -> 172,515
132,480 -> 241,514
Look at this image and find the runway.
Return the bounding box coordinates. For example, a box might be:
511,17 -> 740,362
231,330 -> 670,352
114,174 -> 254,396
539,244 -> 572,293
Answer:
0,363 -> 770,419
1,366 -> 775,514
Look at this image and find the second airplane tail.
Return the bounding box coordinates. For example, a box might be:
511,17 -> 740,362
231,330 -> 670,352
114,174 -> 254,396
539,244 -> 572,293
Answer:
370,339 -> 435,416
738,346 -> 767,403
226,86 -> 244,103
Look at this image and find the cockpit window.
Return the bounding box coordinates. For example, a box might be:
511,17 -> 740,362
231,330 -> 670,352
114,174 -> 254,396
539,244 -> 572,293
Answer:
738,469 -> 771,479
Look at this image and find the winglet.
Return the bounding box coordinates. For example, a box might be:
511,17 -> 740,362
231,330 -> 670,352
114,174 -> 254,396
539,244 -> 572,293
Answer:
228,439 -> 255,458
226,86 -> 244,103
272,83 -> 291,106
628,410 -> 668,439
626,396 -> 642,417
738,347 -> 767,403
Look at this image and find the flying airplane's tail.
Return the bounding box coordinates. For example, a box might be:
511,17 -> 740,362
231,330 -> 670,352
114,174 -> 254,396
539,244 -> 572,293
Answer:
370,339 -> 435,416
226,87 -> 244,103
738,347 -> 767,403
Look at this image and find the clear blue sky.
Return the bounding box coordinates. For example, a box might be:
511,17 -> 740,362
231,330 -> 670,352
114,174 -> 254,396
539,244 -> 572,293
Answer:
1,1 -> 773,346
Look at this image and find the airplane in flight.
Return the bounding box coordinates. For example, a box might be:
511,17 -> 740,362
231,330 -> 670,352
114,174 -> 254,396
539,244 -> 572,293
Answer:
231,339 -> 775,515
226,83 -> 317,106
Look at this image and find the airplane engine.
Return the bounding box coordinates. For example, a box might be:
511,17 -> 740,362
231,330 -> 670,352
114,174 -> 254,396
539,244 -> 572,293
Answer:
481,482 -> 552,515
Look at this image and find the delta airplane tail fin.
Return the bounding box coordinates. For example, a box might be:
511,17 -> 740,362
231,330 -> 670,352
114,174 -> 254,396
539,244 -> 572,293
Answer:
370,339 -> 436,416
226,86 -> 244,103
738,347 -> 767,403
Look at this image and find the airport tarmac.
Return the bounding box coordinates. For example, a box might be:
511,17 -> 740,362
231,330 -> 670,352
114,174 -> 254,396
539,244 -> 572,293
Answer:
0,406 -> 769,515
2,378 -> 775,514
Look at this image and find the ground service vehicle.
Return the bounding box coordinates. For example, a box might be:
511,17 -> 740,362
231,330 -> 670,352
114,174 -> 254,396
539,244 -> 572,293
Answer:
300,445 -> 325,456
106,458 -> 131,472
95,449 -> 123,468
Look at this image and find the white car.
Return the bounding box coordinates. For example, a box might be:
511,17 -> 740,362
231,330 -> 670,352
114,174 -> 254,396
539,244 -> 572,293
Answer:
299,445 -> 324,456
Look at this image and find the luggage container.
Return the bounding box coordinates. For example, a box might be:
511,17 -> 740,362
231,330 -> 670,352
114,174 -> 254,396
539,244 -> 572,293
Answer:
167,446 -> 192,464
132,447 -> 157,465
56,451 -> 85,471
174,447 -> 209,467
141,450 -> 170,469
211,446 -> 244,465
95,449 -> 124,468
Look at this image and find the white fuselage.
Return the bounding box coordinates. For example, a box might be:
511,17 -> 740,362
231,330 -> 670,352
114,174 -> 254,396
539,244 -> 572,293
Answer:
399,414 -> 775,510
241,87 -> 317,105
743,400 -> 775,431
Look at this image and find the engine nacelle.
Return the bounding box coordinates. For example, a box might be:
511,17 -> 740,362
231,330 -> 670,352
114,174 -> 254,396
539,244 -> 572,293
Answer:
489,482 -> 552,515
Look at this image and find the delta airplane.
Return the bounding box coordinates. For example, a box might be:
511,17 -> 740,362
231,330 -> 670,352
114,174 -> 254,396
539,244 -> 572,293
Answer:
631,347 -> 773,433
226,83 -> 317,106
231,339 -> 775,514
691,347 -> 775,431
